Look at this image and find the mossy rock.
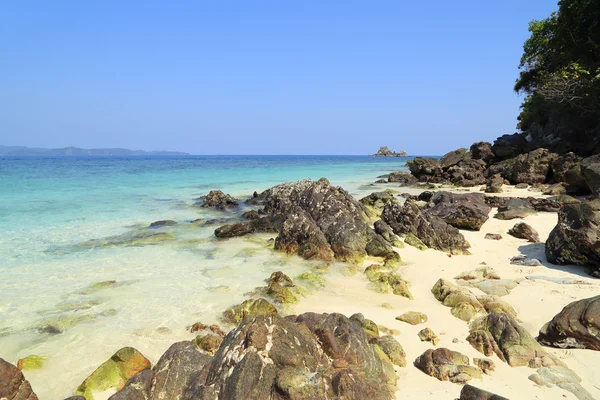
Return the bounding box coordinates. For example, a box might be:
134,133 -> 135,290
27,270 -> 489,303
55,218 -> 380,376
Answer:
296,272 -> 326,290
194,334 -> 223,355
381,303 -> 393,310
451,302 -> 479,322
266,282 -> 298,304
350,313 -> 380,339
222,298 -> 278,324
370,335 -> 406,367
17,355 -> 47,370
396,311 -> 428,325
75,347 -> 151,400
404,234 -> 428,250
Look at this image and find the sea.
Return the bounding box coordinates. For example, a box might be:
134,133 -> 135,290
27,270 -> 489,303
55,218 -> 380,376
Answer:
0,155 -> 412,398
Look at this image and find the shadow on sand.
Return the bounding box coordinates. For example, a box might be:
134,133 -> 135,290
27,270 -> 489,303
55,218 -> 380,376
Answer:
517,242 -> 595,279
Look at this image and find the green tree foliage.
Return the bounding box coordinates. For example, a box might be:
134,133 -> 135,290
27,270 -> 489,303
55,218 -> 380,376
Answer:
515,0 -> 600,154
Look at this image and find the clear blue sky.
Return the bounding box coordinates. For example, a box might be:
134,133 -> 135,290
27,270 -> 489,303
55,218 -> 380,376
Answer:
0,1 -> 559,155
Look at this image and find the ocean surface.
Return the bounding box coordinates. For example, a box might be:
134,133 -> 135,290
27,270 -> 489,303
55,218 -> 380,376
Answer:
0,155 -> 411,398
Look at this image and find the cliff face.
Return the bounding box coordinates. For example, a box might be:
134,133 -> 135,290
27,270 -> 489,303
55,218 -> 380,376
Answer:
373,146 -> 408,157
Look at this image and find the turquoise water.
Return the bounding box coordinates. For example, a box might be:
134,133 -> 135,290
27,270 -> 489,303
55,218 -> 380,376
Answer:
0,155 -> 409,398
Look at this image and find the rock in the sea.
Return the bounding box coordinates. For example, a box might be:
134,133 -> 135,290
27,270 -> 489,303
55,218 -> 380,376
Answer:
199,190 -> 239,210
183,313 -> 395,399
107,370 -> 153,400
387,172 -> 417,185
17,355 -> 47,370
507,222 -> 540,242
529,366 -> 594,400
546,199 -> 600,272
396,311 -> 428,325
537,295 -> 600,351
222,298 -> 278,324
418,328 -> 440,345
426,192 -> 491,231
149,220 -> 177,228
459,384 -> 508,400
467,312 -> 561,367
76,347 -> 151,399
217,179 -> 399,263
494,198 -> 537,220
0,358 -> 39,400
382,199 -> 471,254
414,348 -> 482,384
510,255 -> 542,266
373,146 -> 407,157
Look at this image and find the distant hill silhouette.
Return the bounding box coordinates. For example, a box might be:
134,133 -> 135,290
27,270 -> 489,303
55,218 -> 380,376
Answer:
0,145 -> 189,156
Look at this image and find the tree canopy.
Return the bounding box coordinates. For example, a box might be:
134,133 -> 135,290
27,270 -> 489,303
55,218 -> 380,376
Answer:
515,0 -> 600,155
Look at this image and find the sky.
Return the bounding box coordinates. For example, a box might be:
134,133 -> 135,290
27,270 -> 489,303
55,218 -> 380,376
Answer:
0,1 -> 559,155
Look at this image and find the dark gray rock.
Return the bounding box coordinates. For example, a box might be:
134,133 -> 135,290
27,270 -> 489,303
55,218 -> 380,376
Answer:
470,142 -> 495,165
485,174 -> 504,193
149,220 -> 177,228
406,157 -> 441,180
199,190 -> 239,210
487,149 -> 558,185
581,154 -> 600,195
492,133 -> 528,160
440,148 -> 470,169
510,255 -> 542,266
494,199 -> 536,220
388,172 -> 417,184
507,222 -> 540,242
426,192 -> 491,231
459,385 -> 508,400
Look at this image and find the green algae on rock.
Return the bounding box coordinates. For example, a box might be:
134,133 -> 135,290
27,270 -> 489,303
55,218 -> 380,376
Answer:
75,347 -> 151,400
396,311 -> 428,325
364,264 -> 413,299
222,298 -> 278,324
17,355 -> 47,370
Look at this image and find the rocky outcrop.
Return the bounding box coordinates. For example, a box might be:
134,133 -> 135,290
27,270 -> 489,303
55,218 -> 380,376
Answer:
199,190 -> 239,210
470,142 -> 495,165
183,313 -> 396,399
0,358 -> 38,400
545,199 -> 600,274
537,295 -> 600,351
360,191 -> 396,211
426,192 -> 491,230
492,133 -> 529,160
507,222 -> 540,242
493,198 -> 536,220
373,146 -> 407,157
382,199 -> 471,254
581,155 -> 600,195
439,148 -> 470,169
467,312 -> 561,367
387,171 -> 417,184
414,348 -> 482,384
222,298 -> 278,324
485,174 -> 504,193
216,179 -> 399,263
486,148 -> 558,185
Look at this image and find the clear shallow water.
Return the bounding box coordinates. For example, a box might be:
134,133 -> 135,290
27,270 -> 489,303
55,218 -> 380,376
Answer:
0,155 -> 409,398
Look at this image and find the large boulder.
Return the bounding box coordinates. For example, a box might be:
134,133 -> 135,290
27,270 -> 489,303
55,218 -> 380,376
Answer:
444,159 -> 487,187
467,312 -> 561,367
487,148 -> 558,185
406,157 -> 441,180
387,172 -> 417,185
439,148 -> 470,169
581,155 -> 600,195
492,133 -> 528,160
493,198 -> 536,220
507,222 -> 540,242
426,192 -> 491,230
538,295 -> 600,351
0,358 -> 38,400
414,348 -> 482,384
182,313 -> 395,400
545,199 -> 600,274
216,179 -> 398,263
470,142 -> 495,165
382,199 -> 471,254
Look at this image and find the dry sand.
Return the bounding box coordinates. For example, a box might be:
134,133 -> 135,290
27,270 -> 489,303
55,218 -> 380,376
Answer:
294,186 -> 600,400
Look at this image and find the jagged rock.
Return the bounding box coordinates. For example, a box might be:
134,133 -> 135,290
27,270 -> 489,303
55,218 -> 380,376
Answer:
406,157 -> 441,179
494,198 -> 536,220
426,192 -> 491,230
487,148 -> 558,185
217,179 -> 398,263
0,358 -> 39,400
440,148 -> 470,169
485,233 -> 502,240
467,312 -> 561,367
581,155 -> 600,195
510,255 -> 542,266
199,190 -> 239,210
214,216 -> 279,238
507,222 -> 540,242
374,220 -> 404,247
537,295 -> 600,351
529,366 -> 594,400
459,384 -> 508,400
360,191 -> 396,210
183,313 -> 395,399
375,179 -> 387,184
473,358 -> 495,375
418,328 -> 440,345
396,311 -> 427,325
76,347 -> 151,399
414,348 -> 482,384
350,313 -> 381,339
364,264 -> 413,299
546,199 -> 600,272
373,146 -> 407,157
485,174 -> 504,193
108,370 -> 153,400
388,172 -> 417,184
195,334 -> 224,355
551,153 -> 582,183
369,335 -> 407,367
470,142 -> 495,165
382,199 -> 471,254
222,299 -> 278,324
492,133 -> 528,160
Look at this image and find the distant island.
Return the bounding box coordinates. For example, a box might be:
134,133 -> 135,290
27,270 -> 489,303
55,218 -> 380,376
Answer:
372,146 -> 408,157
0,145 -> 189,156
